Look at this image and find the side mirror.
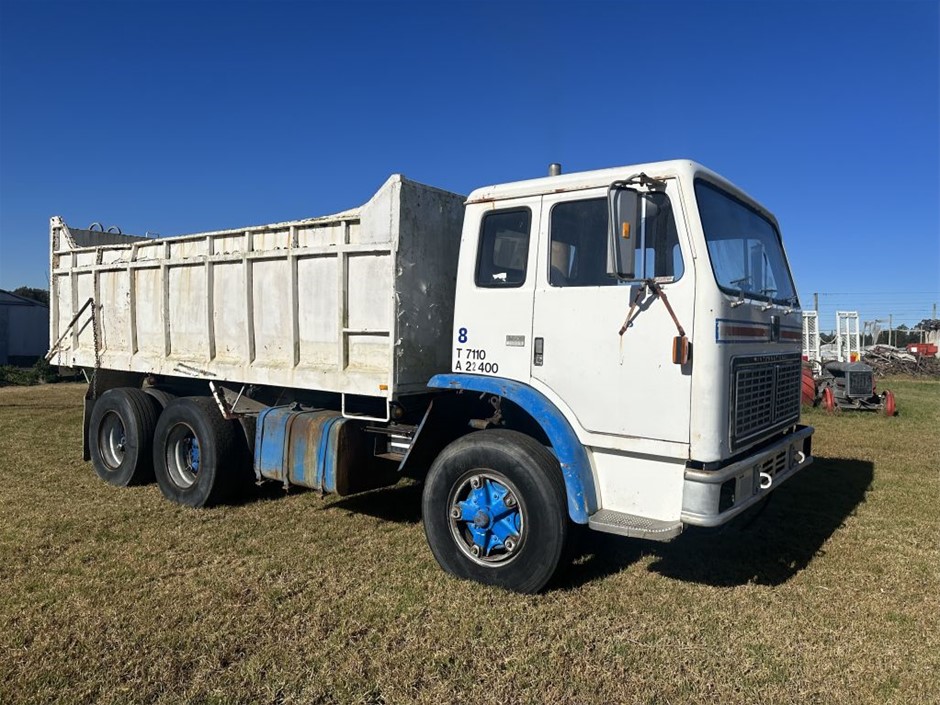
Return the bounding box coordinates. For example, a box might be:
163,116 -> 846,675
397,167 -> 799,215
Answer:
607,184 -> 640,279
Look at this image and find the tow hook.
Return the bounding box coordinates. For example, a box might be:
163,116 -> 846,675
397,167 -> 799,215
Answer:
759,472 -> 773,490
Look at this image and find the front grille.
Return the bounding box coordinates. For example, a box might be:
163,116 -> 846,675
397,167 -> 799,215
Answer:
734,366 -> 775,439
847,370 -> 872,397
732,354 -> 801,449
775,361 -> 802,419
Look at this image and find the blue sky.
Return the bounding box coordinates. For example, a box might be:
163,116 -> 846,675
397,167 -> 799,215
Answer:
1,0 -> 937,328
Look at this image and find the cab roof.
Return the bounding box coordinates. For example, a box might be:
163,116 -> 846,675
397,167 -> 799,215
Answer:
465,159 -> 770,219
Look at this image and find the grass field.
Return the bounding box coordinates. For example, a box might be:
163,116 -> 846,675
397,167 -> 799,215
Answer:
1,380 -> 937,704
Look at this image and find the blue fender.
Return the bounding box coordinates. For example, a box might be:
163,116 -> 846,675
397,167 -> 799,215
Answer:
428,373 -> 597,524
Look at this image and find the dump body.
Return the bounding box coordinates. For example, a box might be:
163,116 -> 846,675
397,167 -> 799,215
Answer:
49,176 -> 465,399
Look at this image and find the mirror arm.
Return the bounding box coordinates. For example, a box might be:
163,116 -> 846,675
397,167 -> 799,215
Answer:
621,172 -> 667,191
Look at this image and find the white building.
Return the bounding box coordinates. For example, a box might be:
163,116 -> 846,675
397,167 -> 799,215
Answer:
0,290 -> 49,365
928,328 -> 940,358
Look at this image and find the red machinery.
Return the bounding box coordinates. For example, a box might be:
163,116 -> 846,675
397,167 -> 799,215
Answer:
906,342 -> 938,357
802,360 -> 896,416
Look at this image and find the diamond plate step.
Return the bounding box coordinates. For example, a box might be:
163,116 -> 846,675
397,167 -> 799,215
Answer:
588,509 -> 683,542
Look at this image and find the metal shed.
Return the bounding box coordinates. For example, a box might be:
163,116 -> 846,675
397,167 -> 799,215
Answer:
0,290 -> 50,365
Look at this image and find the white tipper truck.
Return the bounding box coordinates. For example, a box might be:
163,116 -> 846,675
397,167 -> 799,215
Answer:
48,160 -> 814,593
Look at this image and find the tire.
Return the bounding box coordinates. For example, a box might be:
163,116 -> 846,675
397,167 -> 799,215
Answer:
883,390 -> 897,417
143,387 -> 176,410
152,397 -> 246,507
821,386 -> 836,413
88,387 -> 161,487
422,429 -> 569,594
801,366 -> 816,406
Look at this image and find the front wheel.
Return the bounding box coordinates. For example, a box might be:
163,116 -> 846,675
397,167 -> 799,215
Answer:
422,430 -> 569,594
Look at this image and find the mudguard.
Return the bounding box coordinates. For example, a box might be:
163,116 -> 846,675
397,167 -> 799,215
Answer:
428,374 -> 597,524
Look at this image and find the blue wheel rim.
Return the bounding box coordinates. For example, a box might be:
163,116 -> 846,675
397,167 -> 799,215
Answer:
448,471 -> 525,565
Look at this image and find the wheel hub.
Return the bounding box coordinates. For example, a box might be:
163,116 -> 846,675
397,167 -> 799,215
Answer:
187,438 -> 200,473
451,474 -> 522,562
165,423 -> 201,489
99,411 -> 127,469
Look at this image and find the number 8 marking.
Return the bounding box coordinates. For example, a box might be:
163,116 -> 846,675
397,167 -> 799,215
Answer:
458,327 -> 468,344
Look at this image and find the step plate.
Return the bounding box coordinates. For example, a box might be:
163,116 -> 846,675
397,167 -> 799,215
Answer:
588,509 -> 683,542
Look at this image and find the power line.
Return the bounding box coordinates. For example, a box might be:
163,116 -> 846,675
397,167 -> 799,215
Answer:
807,291 -> 940,296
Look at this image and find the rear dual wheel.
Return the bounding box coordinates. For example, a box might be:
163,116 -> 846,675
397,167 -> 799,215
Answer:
89,388 -> 162,486
152,397 -> 250,507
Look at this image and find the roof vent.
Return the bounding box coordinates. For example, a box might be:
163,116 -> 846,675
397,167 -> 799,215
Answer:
548,163 -> 562,177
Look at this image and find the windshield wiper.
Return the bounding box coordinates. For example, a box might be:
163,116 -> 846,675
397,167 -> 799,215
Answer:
759,287 -> 778,310
729,277 -> 749,307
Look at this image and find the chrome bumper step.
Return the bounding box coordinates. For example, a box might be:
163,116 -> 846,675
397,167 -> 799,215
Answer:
588,509 -> 683,542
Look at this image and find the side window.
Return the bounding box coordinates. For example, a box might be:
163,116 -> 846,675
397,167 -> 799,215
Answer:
548,193 -> 684,287
475,208 -> 531,288
549,198 -> 614,287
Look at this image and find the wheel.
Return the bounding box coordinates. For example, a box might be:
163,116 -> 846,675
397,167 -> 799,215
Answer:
821,386 -> 835,413
801,366 -> 816,405
422,429 -> 569,594
88,387 -> 161,486
883,390 -> 896,417
152,397 -> 247,507
143,387 -> 176,410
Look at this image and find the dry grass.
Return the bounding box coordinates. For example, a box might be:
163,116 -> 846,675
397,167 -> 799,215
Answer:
1,380 -> 937,705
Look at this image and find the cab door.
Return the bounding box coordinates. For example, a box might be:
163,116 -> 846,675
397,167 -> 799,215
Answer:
451,198 -> 541,382
530,183 -> 694,442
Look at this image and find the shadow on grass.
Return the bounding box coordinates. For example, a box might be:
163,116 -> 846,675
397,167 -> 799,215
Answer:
304,456 -> 873,590
228,479 -> 299,506
228,476 -> 419,511
320,481 -> 424,524
556,456 -> 873,590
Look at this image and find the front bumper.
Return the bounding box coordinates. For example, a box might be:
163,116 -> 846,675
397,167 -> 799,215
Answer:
680,425 -> 814,527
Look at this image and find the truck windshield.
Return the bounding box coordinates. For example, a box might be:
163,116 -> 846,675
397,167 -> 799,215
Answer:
695,180 -> 798,305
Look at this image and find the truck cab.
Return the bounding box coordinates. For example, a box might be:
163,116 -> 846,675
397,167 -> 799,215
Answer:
429,160 -> 812,560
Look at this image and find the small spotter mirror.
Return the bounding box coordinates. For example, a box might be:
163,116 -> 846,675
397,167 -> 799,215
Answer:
607,183 -> 640,279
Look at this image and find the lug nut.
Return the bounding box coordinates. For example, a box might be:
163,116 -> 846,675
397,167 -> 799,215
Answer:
451,507 -> 461,519
470,545 -> 481,557
470,477 -> 481,489
505,495 -> 516,507
505,538 -> 517,552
